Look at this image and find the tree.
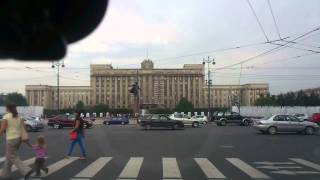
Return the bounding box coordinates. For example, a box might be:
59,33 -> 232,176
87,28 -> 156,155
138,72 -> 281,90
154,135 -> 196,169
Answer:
175,98 -> 194,112
75,101 -> 85,111
90,104 -> 109,113
254,95 -> 277,106
4,93 -> 28,106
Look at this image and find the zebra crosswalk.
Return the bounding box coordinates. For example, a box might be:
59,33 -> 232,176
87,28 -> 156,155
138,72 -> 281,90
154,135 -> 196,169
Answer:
0,156 -> 319,180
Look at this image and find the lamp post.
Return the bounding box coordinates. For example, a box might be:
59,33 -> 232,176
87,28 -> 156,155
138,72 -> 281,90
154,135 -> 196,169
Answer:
51,61 -> 65,113
203,56 -> 215,121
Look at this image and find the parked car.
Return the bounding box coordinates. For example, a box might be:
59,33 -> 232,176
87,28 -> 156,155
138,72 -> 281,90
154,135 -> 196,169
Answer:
254,114 -> 319,135
215,112 -> 252,126
23,116 -> 44,132
293,113 -> 309,121
192,115 -> 208,124
169,113 -> 203,127
310,113 -> 320,125
139,114 -> 184,130
103,116 -> 129,125
47,114 -> 93,129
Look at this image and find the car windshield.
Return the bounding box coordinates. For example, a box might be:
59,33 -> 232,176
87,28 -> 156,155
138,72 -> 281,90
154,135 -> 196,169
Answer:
295,114 -> 304,117
262,115 -> 274,120
1,1 -> 320,180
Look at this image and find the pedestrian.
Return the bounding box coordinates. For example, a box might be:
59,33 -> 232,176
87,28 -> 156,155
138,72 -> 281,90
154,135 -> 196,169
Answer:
0,103 -> 33,180
65,110 -> 87,160
27,135 -> 49,176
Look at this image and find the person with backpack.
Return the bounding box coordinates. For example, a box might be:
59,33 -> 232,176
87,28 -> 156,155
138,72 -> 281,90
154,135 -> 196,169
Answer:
65,110 -> 87,160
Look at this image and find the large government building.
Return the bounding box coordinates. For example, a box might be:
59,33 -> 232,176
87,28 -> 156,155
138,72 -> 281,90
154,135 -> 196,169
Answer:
25,60 -> 269,109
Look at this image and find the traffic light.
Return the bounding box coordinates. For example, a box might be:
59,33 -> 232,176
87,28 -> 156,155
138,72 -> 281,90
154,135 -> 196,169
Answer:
0,0 -> 109,60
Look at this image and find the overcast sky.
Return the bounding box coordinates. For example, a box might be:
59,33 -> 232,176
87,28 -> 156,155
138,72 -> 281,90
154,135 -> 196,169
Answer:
0,0 -> 319,94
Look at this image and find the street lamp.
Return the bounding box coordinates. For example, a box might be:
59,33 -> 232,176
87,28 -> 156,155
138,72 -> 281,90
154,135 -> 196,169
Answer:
203,56 -> 215,121
51,60 -> 65,113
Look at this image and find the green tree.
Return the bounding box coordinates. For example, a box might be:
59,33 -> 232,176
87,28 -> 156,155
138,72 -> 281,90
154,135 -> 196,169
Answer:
75,101 -> 85,111
4,93 -> 28,106
175,98 -> 194,112
90,104 -> 109,113
254,95 -> 277,106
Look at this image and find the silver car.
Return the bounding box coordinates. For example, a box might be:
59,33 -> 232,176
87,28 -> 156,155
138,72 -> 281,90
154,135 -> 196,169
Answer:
23,116 -> 45,132
254,115 -> 319,135
293,113 -> 309,121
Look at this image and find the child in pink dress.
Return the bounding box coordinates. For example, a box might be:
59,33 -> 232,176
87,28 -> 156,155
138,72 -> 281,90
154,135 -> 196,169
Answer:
28,135 -> 49,176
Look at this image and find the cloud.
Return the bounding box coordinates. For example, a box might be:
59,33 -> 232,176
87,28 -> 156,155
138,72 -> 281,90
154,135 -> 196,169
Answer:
69,7 -> 177,54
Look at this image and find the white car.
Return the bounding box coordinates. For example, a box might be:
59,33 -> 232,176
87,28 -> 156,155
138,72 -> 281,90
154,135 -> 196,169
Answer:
169,114 -> 203,127
192,115 -> 208,124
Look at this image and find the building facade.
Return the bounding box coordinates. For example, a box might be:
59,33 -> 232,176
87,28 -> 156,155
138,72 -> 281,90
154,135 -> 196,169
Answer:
25,60 -> 269,109
26,85 -> 91,109
91,60 -> 205,109
203,84 -> 269,108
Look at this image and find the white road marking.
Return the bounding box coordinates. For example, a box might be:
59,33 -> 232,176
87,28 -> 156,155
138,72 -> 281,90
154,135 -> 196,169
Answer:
73,157 -> 112,178
0,158 -> 35,175
257,165 -> 302,170
271,170 -> 320,175
290,158 -> 320,171
118,157 -> 143,179
226,158 -> 271,179
194,158 -> 226,179
254,161 -> 295,165
162,157 -> 182,179
41,157 -> 78,177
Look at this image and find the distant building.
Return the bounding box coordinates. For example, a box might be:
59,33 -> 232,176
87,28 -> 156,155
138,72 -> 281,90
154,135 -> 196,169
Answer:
25,60 -> 269,109
25,85 -> 91,109
91,60 -> 205,109
204,84 -> 269,108
300,87 -> 320,96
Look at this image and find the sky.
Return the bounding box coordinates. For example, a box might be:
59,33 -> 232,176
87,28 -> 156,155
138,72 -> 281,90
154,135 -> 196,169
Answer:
0,0 -> 319,94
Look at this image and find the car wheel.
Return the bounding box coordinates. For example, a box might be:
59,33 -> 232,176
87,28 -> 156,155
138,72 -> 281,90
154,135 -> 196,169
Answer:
121,121 -> 125,125
268,126 -> 277,135
145,124 -> 151,130
260,130 -> 267,134
220,120 -> 227,126
53,123 -> 60,129
305,126 -> 315,135
243,120 -> 250,126
192,122 -> 199,128
26,125 -> 32,132
172,124 -> 179,130
85,123 -> 90,129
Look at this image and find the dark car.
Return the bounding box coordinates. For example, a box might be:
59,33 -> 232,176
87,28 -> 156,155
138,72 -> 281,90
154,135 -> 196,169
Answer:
215,112 -> 252,126
47,114 -> 93,129
138,114 -> 184,130
103,116 -> 129,125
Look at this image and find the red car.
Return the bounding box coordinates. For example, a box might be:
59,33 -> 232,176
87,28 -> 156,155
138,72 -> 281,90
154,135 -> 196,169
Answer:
47,114 -> 94,129
311,113 -> 320,125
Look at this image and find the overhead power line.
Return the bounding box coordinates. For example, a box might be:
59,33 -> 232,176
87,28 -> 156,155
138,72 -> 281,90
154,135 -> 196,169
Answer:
213,26 -> 320,71
267,0 -> 282,39
247,0 -> 269,41
281,40 -> 320,49
268,42 -> 320,53
155,38 -> 287,62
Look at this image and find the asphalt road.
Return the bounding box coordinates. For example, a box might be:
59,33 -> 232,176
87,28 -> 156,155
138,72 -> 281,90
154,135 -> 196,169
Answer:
1,123 -> 320,180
